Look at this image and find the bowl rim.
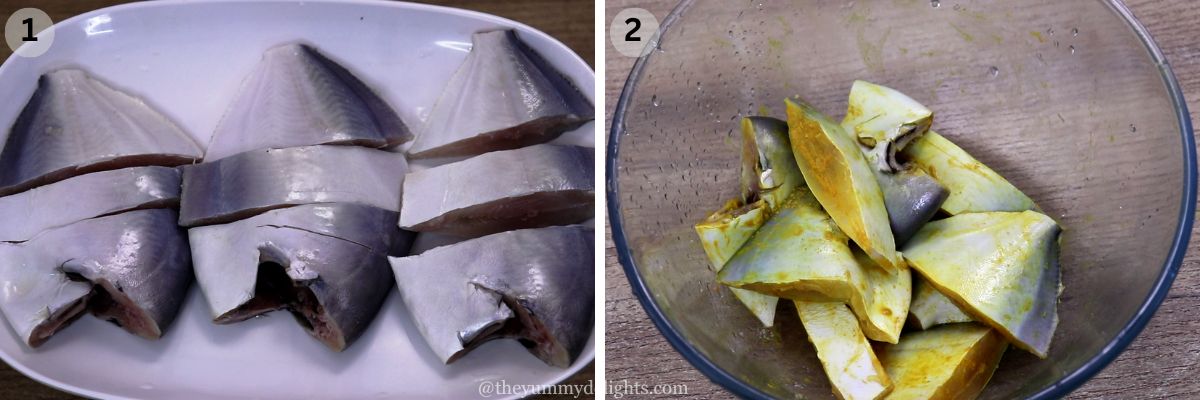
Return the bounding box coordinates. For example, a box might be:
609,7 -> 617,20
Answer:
605,0 -> 1197,398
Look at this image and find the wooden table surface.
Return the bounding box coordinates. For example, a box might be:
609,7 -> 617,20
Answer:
0,1 -> 593,399
604,0 -> 1200,399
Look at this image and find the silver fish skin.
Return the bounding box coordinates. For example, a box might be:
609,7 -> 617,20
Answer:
0,166 -> 180,242
389,225 -> 593,368
0,69 -> 202,196
875,168 -> 948,246
179,145 -> 407,227
399,144 -> 593,237
204,43 -> 412,162
411,29 -> 593,159
190,203 -> 409,352
0,209 -> 191,348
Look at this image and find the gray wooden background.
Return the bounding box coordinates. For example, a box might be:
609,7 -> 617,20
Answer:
604,0 -> 1200,398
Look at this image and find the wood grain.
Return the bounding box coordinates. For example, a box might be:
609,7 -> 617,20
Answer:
604,0 -> 1200,399
0,1 -> 593,399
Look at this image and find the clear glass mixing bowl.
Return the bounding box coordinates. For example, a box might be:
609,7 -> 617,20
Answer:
606,0 -> 1195,398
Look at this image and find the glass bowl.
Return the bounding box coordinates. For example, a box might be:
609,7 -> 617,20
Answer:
606,0 -> 1195,398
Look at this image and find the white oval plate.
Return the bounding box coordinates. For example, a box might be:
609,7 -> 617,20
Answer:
0,1 -> 595,399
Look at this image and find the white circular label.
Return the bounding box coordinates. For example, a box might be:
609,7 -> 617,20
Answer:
609,8 -> 659,58
5,8 -> 55,58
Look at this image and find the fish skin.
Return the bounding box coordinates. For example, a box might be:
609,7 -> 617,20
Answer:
0,69 -> 202,196
189,203 -> 409,352
908,275 -> 974,330
874,168 -> 948,246
411,29 -> 593,159
179,145 -> 407,227
902,131 -> 1036,215
902,211 -> 1061,358
0,166 -> 180,242
0,209 -> 191,348
390,225 -> 593,368
399,144 -> 593,237
204,43 -> 412,162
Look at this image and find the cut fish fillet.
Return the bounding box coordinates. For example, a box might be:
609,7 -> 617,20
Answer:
796,301 -> 892,400
399,144 -> 593,236
411,29 -> 593,159
0,166 -> 180,242
0,69 -> 202,196
718,190 -> 910,343
902,211 -> 1061,357
389,225 -> 593,368
179,145 -> 407,227
204,43 -> 412,162
0,209 -> 191,348
190,203 -> 409,351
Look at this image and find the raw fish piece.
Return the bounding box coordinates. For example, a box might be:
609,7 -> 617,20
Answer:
902,211 -> 1061,357
399,144 -> 593,236
842,80 -> 933,172
719,190 -> 910,343
390,225 -> 592,368
0,166 -> 180,242
179,145 -> 406,227
902,131 -> 1036,215
786,99 -> 902,272
0,209 -> 191,348
694,199 -> 777,327
879,323 -> 1007,400
204,43 -> 411,162
0,69 -> 202,196
796,301 -> 892,400
190,203 -> 408,351
909,275 -> 974,330
411,29 -> 593,158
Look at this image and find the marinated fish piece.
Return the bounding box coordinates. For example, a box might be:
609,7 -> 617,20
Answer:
695,199 -> 777,327
786,99 -> 902,272
902,131 -> 1036,215
874,169 -> 948,246
739,116 -> 804,210
842,80 -> 933,173
204,43 -> 411,162
0,166 -> 180,242
179,145 -> 406,227
0,209 -> 191,348
719,190 -> 910,343
879,323 -> 1007,400
399,144 -> 593,236
902,211 -> 1061,357
695,199 -> 769,271
909,276 -> 974,330
796,301 -> 892,400
0,69 -> 202,196
692,116 -> 802,326
390,225 -> 592,368
190,203 -> 407,351
837,83 -> 947,245
411,29 -> 593,158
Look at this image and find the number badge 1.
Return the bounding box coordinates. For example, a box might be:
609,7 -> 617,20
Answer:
5,8 -> 55,58
609,8 -> 660,58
